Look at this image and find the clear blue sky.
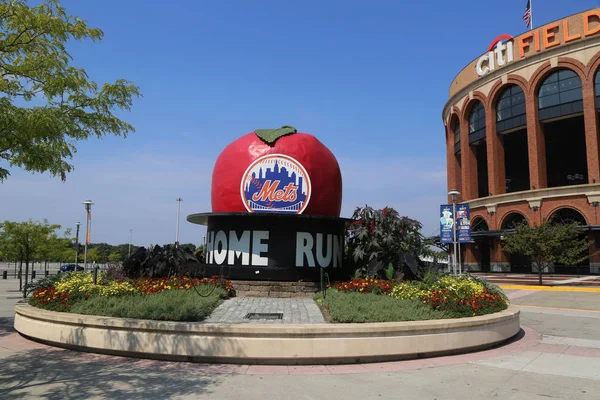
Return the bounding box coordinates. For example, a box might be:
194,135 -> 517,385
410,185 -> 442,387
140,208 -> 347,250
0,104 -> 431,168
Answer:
1,0 -> 599,246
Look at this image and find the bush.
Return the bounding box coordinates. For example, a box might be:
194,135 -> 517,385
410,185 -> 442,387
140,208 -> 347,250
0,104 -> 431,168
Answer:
29,287 -> 88,312
70,285 -> 226,321
315,290 -> 453,323
23,273 -> 63,296
422,287 -> 507,317
329,277 -> 395,295
389,282 -> 429,300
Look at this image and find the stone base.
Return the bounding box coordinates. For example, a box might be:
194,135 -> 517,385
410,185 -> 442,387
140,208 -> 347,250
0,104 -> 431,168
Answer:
14,304 -> 521,365
491,263 -> 510,273
232,280 -> 320,298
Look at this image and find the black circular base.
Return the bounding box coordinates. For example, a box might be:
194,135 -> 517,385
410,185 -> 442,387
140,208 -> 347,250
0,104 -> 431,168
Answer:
187,212 -> 352,281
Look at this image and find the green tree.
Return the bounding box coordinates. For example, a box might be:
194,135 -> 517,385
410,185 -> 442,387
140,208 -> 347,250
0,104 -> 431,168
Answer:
502,221 -> 591,285
0,219 -> 61,297
108,253 -> 121,263
346,205 -> 428,279
180,243 -> 196,253
0,0 -> 141,181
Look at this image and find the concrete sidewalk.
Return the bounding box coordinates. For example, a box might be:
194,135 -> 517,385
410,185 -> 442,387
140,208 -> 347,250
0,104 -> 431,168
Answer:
2,281 -> 600,399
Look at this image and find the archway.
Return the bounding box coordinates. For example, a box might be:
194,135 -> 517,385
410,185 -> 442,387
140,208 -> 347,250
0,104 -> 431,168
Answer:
549,208 -> 590,275
501,213 -> 531,273
468,101 -> 489,198
538,69 -> 587,188
471,217 -> 490,272
496,85 -> 529,193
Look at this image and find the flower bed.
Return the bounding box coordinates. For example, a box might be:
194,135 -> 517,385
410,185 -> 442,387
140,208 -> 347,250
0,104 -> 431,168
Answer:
28,272 -> 235,320
319,274 -> 508,322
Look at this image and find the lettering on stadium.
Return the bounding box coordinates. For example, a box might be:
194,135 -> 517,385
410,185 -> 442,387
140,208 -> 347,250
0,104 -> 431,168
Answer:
476,10 -> 600,77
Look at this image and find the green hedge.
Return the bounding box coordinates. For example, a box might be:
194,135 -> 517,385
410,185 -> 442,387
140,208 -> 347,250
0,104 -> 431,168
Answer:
70,287 -> 226,322
315,290 -> 454,323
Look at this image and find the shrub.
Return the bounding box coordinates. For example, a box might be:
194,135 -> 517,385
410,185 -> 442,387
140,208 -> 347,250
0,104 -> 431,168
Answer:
29,287 -> 88,312
315,290 -> 452,323
70,285 -> 226,321
422,287 -> 507,317
389,282 -> 429,300
329,277 -> 394,295
134,276 -> 235,297
23,273 -> 63,296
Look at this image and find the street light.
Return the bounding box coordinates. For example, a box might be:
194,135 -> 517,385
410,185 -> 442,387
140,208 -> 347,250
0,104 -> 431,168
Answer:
128,229 -> 133,258
448,189 -> 460,275
175,197 -> 183,248
82,200 -> 94,271
74,222 -> 81,265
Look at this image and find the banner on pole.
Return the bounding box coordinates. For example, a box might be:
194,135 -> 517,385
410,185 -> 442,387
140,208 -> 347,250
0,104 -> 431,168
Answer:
456,204 -> 471,243
439,204 -> 454,243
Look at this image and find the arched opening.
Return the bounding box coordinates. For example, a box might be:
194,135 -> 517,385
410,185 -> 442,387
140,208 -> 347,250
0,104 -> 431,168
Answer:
501,213 -> 531,273
538,69 -> 587,188
451,115 -> 462,191
471,217 -> 490,272
496,85 -> 529,193
548,208 -> 590,275
468,101 -> 488,198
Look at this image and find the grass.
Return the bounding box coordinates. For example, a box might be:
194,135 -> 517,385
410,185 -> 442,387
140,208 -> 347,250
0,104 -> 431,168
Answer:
314,290 -> 455,323
70,286 -> 226,322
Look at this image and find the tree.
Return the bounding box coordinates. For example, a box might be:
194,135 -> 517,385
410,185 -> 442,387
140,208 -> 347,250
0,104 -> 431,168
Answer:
502,221 -> 591,285
108,253 -> 121,263
0,219 -> 61,297
180,243 -> 196,253
346,205 -> 428,279
0,0 -> 141,181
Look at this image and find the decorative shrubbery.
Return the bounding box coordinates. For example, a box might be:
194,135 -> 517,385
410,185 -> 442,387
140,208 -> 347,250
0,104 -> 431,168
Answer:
319,273 -> 508,322
29,270 -> 235,320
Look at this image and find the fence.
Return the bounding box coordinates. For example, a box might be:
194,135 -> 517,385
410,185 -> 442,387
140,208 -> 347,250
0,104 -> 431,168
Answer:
0,261 -> 109,279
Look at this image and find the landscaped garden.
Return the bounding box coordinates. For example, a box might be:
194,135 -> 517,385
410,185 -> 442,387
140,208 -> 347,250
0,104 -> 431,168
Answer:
27,271 -> 235,321
23,206 -> 510,324
315,273 -> 508,323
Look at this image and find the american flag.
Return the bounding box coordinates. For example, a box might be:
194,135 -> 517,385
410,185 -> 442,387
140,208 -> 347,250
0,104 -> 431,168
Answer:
523,0 -> 532,29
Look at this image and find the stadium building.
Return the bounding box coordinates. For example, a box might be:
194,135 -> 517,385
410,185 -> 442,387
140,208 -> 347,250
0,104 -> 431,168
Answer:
443,8 -> 600,275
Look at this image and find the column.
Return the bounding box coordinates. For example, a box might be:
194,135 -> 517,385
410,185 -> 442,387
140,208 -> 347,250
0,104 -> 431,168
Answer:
445,127 -> 461,197
526,92 -> 547,189
485,108 -> 506,196
582,78 -> 600,183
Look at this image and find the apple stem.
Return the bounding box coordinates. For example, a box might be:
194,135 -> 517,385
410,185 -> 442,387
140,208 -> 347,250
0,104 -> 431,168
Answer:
254,125 -> 297,145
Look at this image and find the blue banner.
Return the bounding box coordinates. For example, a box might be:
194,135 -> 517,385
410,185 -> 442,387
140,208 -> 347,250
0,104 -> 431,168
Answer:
456,204 -> 471,243
439,204 -> 454,243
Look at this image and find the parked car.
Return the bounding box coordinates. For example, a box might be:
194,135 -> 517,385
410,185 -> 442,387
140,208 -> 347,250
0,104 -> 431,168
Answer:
59,264 -> 84,272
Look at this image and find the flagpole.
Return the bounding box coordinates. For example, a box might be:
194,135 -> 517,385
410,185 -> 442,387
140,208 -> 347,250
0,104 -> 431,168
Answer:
530,0 -> 533,30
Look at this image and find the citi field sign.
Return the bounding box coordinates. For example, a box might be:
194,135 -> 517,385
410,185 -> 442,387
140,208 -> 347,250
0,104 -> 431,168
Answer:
476,10 -> 600,77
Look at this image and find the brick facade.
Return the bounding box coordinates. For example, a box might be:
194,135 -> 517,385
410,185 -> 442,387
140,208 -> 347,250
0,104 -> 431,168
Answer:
443,9 -> 600,274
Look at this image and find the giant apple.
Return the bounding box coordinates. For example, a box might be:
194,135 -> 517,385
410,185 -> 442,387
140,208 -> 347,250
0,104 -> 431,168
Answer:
211,126 -> 342,217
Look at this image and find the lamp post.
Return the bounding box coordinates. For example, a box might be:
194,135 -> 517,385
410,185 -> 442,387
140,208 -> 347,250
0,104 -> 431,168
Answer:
175,197 -> 183,248
448,190 -> 460,275
82,200 -> 93,271
74,222 -> 81,265
128,229 -> 133,258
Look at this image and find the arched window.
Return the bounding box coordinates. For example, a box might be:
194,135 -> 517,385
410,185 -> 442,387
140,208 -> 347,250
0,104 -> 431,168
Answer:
496,85 -> 526,133
471,217 -> 489,232
501,213 -> 527,230
538,69 -> 583,121
452,116 -> 461,154
468,101 -> 486,144
549,208 -> 587,226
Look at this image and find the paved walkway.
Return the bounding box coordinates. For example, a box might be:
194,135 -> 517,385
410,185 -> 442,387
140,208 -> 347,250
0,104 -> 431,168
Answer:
203,297 -> 325,324
2,280 -> 600,399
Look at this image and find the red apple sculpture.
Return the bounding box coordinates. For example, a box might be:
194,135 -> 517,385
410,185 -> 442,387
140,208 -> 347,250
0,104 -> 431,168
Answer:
211,126 -> 342,217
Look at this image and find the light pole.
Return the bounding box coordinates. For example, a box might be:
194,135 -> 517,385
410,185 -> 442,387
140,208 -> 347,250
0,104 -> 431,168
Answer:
128,229 -> 133,258
175,197 -> 183,248
82,200 -> 93,271
74,222 -> 81,265
448,190 -> 460,275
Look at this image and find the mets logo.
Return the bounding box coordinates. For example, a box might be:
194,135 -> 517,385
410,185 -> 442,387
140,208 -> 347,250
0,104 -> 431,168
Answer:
240,154 -> 311,214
